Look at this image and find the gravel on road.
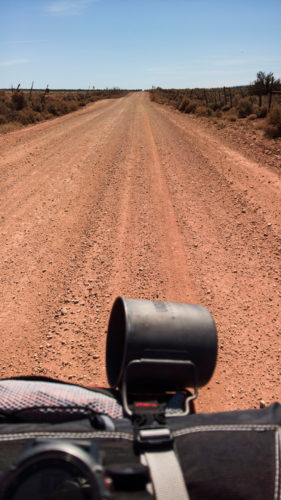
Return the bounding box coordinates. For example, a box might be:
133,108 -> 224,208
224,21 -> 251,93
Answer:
0,92 -> 280,413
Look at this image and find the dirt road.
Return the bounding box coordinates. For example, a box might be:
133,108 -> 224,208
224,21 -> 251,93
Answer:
0,92 -> 280,413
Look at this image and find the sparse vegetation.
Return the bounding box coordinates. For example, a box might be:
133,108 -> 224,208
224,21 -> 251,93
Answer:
249,71 -> 281,107
237,97 -> 253,118
247,113 -> 258,121
149,72 -> 281,139
264,105 -> 281,138
0,88 -> 130,133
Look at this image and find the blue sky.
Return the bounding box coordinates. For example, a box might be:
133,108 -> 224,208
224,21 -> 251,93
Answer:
1,0 -> 280,89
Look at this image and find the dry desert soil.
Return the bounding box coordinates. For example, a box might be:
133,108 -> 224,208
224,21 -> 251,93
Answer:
0,91 -> 280,413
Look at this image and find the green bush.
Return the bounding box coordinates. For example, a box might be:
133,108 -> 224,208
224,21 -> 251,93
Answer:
264,105 -> 281,138
237,97 -> 253,118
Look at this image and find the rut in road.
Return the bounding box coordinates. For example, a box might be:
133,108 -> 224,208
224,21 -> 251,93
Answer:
0,92 -> 280,413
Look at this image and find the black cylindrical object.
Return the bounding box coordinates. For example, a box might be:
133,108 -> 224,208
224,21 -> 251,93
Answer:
106,297 -> 217,392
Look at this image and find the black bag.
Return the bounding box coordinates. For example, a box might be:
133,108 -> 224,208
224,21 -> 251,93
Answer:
0,378 -> 280,499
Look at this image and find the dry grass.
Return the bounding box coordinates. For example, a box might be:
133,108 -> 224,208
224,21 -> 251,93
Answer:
264,105 -> 281,138
0,89 -> 130,133
149,87 -> 281,139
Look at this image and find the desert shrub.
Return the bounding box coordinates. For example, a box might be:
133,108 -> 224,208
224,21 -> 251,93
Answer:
18,108 -> 40,125
0,122 -> 22,133
32,101 -> 43,112
247,113 -> 257,121
205,107 -> 213,116
63,92 -> 76,102
45,92 -> 104,116
47,99 -> 68,116
77,92 -> 89,103
227,114 -> 237,122
66,100 -> 79,112
11,91 -> 27,111
232,95 -> 240,107
0,89 -> 128,132
46,101 -> 61,116
178,97 -> 190,112
264,105 -> 281,138
237,97 -> 253,118
0,101 -> 10,115
3,108 -> 17,122
184,100 -> 197,113
0,91 -> 8,109
257,105 -> 268,118
31,94 -> 44,113
196,105 -> 213,117
175,95 -> 183,107
42,111 -> 53,120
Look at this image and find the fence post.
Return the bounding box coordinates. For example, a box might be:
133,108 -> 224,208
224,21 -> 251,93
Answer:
41,85 -> 49,104
204,89 -> 208,106
214,91 -> 217,108
223,87 -> 227,106
229,88 -> 233,108
268,89 -> 273,110
268,75 -> 276,111
29,81 -> 34,101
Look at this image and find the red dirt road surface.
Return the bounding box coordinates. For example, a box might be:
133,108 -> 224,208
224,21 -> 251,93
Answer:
0,92 -> 280,413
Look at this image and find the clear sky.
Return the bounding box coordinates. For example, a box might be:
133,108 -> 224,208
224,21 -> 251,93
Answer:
1,0 -> 280,90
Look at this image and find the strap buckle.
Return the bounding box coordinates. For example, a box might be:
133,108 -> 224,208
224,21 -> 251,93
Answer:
136,427 -> 173,450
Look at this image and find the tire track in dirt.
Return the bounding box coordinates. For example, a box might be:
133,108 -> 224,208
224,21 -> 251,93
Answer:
0,97 -> 131,379
41,95 -> 199,386
100,97 -> 199,305
144,98 -> 281,411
